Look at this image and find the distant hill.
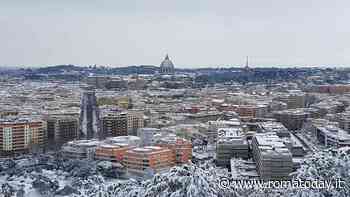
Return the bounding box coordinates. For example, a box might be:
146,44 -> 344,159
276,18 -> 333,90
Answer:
35,65 -> 86,74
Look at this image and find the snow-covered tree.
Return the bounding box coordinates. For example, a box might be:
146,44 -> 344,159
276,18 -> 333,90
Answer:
290,148 -> 350,197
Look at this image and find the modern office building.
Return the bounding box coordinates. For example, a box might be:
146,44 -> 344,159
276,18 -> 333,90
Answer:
252,132 -> 293,180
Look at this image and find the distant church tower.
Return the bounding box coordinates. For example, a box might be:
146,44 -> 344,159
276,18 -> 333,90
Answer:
159,54 -> 175,75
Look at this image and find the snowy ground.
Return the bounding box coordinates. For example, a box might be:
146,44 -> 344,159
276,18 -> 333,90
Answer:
1,148 -> 349,197
0,154 -> 127,197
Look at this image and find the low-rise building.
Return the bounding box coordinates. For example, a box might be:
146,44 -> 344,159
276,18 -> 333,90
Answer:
94,136 -> 141,165
124,146 -> 175,177
61,139 -> 101,159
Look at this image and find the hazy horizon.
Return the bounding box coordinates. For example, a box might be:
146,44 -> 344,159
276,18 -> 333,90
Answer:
1,1 -> 350,68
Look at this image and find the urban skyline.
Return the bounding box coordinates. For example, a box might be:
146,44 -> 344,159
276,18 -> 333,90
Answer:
1,1 -> 350,196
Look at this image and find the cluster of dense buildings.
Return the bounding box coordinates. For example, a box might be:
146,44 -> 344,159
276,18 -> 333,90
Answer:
61,133 -> 192,177
1,56 -> 350,181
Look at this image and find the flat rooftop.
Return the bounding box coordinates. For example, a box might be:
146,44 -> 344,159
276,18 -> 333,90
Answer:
254,132 -> 292,156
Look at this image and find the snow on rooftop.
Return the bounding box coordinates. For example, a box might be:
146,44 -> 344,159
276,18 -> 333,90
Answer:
254,132 -> 290,154
217,128 -> 243,138
107,136 -> 140,143
318,125 -> 350,140
67,139 -> 100,147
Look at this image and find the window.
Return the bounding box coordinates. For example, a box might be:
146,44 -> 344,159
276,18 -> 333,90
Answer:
3,127 -> 13,151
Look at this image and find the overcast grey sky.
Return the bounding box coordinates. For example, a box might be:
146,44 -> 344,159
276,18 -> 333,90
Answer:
0,0 -> 349,68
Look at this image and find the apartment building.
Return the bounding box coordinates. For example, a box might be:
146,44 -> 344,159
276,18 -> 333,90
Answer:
0,117 -> 45,156
102,112 -> 128,136
101,110 -> 144,137
46,115 -> 79,149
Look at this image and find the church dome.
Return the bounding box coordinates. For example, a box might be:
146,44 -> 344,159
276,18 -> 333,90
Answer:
159,54 -> 175,74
